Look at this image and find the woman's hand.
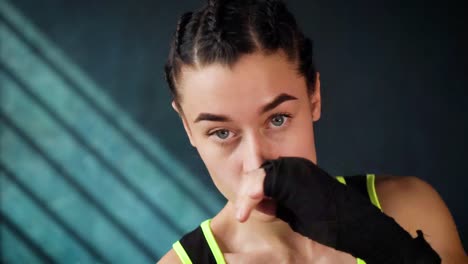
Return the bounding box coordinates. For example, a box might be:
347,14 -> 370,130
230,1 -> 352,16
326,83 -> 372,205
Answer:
236,157 -> 441,264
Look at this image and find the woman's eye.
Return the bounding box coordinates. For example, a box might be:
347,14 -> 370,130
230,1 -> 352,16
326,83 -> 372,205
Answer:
214,129 -> 230,139
270,114 -> 290,127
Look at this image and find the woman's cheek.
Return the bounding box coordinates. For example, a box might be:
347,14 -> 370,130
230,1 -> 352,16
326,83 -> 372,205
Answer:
217,170 -> 240,201
284,125 -> 317,162
213,154 -> 242,199
198,144 -> 241,200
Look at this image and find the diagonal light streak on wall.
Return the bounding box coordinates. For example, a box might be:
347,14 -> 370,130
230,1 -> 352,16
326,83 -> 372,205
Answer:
0,210 -> 57,264
0,65 -> 178,261
0,162 -> 110,264
0,107 -> 162,263
1,35 -> 163,263
1,54 -> 187,242
0,0 -> 222,218
0,3 -> 225,264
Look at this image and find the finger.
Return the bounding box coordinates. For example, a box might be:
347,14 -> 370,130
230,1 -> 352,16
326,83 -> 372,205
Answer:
237,193 -> 262,222
236,168 -> 266,222
247,168 -> 266,199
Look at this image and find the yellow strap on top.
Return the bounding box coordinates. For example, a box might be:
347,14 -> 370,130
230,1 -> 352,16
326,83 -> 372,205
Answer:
335,176 -> 346,185
172,241 -> 193,264
354,174 -> 382,264
366,174 -> 382,211
338,174 -> 382,211
357,258 -> 367,264
201,219 -> 227,264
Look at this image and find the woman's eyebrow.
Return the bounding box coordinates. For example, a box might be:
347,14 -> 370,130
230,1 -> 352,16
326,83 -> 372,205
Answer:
194,93 -> 298,123
259,93 -> 298,114
194,113 -> 231,123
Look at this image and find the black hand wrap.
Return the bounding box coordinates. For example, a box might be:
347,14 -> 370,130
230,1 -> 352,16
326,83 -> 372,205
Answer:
262,157 -> 441,264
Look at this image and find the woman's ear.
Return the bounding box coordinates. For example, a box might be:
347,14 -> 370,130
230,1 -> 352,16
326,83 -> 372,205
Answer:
309,72 -> 321,122
171,101 -> 196,147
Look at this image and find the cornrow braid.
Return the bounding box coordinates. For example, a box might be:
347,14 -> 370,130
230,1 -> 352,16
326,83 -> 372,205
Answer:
255,0 -> 298,59
164,10 -> 202,101
257,0 -> 280,48
205,0 -> 222,33
175,12 -> 193,56
197,0 -> 224,54
165,0 -> 317,106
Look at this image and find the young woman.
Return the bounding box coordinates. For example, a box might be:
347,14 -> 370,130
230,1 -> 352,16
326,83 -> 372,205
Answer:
159,0 -> 467,263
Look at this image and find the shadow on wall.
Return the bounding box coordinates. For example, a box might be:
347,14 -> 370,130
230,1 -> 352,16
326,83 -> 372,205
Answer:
0,1 -> 223,263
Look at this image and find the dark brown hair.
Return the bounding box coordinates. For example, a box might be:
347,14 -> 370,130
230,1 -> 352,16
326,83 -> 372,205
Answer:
165,0 -> 316,111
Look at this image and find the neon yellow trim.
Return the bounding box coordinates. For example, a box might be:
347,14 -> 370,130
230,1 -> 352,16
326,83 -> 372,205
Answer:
172,241 -> 193,264
357,258 -> 367,264
201,219 -> 226,264
335,176 -> 347,185
366,174 -> 382,211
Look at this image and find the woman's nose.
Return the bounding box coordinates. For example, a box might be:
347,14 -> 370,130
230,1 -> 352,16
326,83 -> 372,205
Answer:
241,132 -> 271,173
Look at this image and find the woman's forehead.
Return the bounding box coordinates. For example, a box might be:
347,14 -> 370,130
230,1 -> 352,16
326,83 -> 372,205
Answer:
178,52 -> 306,119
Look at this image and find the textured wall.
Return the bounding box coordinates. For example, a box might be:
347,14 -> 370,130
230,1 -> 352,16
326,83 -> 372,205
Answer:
1,0 -> 466,263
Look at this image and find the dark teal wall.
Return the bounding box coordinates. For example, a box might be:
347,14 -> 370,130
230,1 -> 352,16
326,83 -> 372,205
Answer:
1,0 -> 466,263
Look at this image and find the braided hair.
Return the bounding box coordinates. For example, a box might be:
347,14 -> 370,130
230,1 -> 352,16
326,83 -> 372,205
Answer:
165,0 -> 316,111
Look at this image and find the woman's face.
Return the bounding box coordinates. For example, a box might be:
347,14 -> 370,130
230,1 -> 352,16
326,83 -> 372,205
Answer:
174,51 -> 321,205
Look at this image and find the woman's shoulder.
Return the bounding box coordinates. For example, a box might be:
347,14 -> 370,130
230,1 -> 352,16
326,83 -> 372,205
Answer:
374,174 -> 444,226
157,249 -> 181,264
374,175 -> 467,261
374,174 -> 440,218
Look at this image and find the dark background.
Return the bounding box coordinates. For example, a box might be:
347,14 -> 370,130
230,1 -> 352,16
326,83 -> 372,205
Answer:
1,0 -> 466,263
